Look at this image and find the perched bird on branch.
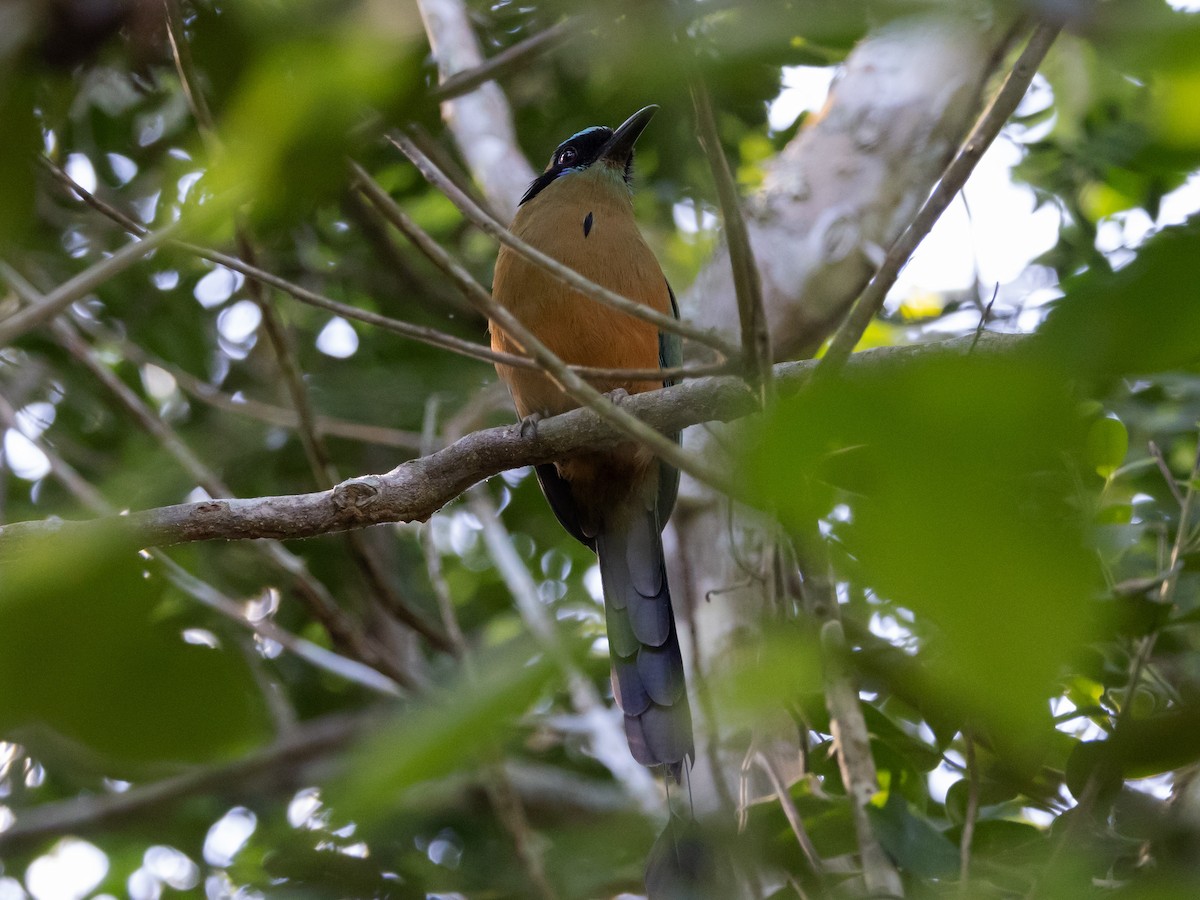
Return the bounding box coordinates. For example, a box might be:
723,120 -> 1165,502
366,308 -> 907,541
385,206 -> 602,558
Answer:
490,106 -> 694,781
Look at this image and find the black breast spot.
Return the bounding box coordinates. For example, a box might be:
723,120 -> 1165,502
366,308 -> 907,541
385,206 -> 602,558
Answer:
583,211 -> 594,238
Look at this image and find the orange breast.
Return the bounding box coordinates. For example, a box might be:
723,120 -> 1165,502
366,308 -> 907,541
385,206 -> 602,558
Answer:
490,170 -> 671,420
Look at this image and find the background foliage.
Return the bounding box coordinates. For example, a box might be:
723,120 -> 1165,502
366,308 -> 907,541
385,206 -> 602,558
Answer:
3,0 -> 1200,898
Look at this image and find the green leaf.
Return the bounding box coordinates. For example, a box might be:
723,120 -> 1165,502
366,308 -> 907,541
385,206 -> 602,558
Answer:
866,788 -> 959,878
1096,502 -> 1133,524
861,704 -> 942,774
0,74 -> 39,248
948,818 -> 1045,867
944,776 -> 1019,824
1066,708 -> 1200,798
197,33 -> 423,230
1088,416 -> 1129,478
333,639 -> 554,819
1039,221 -> 1200,380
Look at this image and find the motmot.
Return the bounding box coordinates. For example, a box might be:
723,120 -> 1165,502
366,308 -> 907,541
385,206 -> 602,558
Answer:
490,106 -> 694,781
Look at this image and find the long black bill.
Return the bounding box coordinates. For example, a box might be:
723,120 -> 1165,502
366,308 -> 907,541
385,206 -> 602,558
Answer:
599,104 -> 658,164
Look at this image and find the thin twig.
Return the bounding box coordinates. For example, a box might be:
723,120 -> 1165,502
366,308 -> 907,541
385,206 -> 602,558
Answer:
818,20 -> 1062,376
430,19 -> 575,102
156,556 -> 401,696
754,752 -> 825,883
353,166 -> 737,496
0,222 -> 179,346
968,283 -> 999,353
795,528 -> 903,898
39,156 -> 723,382
244,250 -> 337,482
418,395 -> 469,657
116,337 -> 423,450
163,0 -> 217,138
0,712 -> 374,854
385,136 -> 742,360
479,762 -> 561,900
342,186 -> 474,316
820,617 -> 903,897
415,0 -> 538,218
1026,774 -> 1101,900
1031,432 -> 1200,900
1149,440 -> 1187,508
690,77 -> 772,401
162,4 -> 448,655
959,728 -> 980,891
1115,433 -> 1200,725
416,404 -> 559,899
238,242 -> 439,671
404,124 -> 506,222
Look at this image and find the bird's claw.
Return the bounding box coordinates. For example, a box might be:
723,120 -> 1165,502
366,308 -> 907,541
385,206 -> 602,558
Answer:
604,388 -> 631,406
515,412 -> 543,438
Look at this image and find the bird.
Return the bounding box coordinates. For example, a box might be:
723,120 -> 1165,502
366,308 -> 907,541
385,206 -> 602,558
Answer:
490,105 -> 694,781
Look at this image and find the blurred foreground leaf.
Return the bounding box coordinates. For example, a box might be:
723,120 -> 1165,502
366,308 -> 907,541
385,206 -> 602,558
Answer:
1039,219 -> 1200,380
334,639 -> 553,819
0,533 -> 269,769
200,32 -> 423,230
744,348 -> 1098,747
644,814 -> 737,900
715,622 -> 822,724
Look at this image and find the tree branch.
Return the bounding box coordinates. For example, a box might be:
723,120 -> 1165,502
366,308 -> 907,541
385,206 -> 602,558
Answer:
818,20 -> 1061,374
114,335 -> 424,450
0,262 -> 433,679
794,518 -> 902,896
820,618 -> 903,897
682,15 -> 1009,360
690,77 -> 771,398
0,333 -> 1021,553
169,0 -> 437,650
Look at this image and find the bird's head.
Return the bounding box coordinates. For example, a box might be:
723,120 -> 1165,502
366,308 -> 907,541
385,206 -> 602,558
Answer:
519,105 -> 658,206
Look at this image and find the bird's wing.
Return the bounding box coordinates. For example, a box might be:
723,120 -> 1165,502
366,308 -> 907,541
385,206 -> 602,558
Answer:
655,280 -> 682,528
533,462 -> 595,549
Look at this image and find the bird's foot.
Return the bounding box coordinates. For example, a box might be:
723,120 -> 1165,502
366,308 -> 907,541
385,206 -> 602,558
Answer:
603,387 -> 631,406
514,412 -> 543,438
